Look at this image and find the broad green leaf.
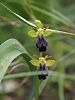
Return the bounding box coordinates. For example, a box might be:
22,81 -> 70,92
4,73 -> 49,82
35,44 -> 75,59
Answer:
28,30 -> 37,37
0,38 -> 30,83
46,60 -> 55,67
30,60 -> 39,67
0,39 -> 37,100
43,29 -> 53,36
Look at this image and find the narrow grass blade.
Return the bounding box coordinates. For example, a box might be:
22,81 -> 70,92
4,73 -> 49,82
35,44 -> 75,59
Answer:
0,2 -> 36,28
51,8 -> 75,28
3,71 -> 75,81
50,29 -> 75,36
31,5 -> 74,27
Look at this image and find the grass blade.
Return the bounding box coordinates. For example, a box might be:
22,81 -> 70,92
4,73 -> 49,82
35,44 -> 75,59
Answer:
0,2 -> 36,28
50,29 -> 75,36
31,5 -> 74,27
2,71 -> 75,81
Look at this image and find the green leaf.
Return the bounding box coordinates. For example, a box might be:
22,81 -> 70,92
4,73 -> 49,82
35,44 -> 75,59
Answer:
3,71 -> 75,81
0,39 -> 37,100
48,29 -> 75,36
43,29 -> 53,36
0,38 -> 30,83
51,8 -> 75,28
0,2 -> 36,28
28,30 -> 37,37
31,5 -> 73,27
30,60 -> 39,67
46,60 -> 55,67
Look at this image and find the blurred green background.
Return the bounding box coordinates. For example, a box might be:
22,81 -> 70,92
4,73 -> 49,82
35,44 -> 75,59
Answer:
0,0 -> 75,100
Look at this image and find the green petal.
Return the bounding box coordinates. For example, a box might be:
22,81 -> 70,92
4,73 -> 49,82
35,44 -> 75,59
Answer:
37,28 -> 43,35
46,60 -> 55,67
35,20 -> 43,28
45,55 -> 49,59
43,29 -> 53,37
28,30 -> 37,37
30,60 -> 39,67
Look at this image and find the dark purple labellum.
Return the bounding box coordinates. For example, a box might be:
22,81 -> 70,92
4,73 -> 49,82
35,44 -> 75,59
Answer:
38,75 -> 47,80
37,63 -> 48,80
36,35 -> 48,52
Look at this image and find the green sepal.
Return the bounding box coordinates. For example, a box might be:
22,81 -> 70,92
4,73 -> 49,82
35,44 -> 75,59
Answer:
46,60 -> 55,67
37,28 -> 43,35
43,29 -> 53,37
28,30 -> 37,37
45,55 -> 49,59
35,20 -> 43,28
30,60 -> 39,67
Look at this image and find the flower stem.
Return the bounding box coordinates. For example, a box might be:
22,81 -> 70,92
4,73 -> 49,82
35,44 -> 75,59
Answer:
40,52 -> 43,57
35,77 -> 40,100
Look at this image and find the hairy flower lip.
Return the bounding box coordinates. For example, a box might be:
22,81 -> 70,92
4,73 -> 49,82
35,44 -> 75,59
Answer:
38,75 -> 47,80
36,35 -> 48,52
37,63 -> 48,80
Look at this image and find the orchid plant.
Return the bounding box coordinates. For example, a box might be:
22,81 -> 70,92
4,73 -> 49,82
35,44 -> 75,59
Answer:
28,20 -> 55,80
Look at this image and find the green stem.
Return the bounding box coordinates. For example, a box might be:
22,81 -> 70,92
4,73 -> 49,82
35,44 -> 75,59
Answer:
52,41 -> 65,100
35,77 -> 40,100
40,52 -> 43,57
56,63 -> 65,100
58,75 -> 65,100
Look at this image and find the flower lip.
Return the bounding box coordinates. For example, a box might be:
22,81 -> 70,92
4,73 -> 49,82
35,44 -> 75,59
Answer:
37,63 -> 48,80
39,63 -> 46,71
36,35 -> 48,52
38,75 -> 47,80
